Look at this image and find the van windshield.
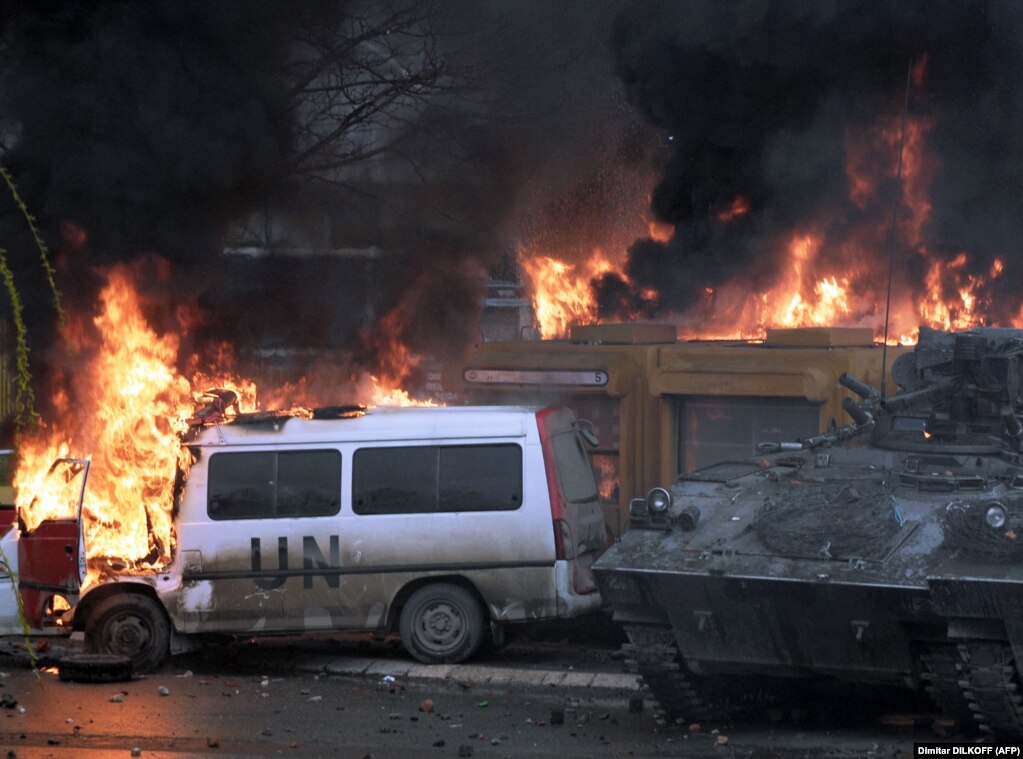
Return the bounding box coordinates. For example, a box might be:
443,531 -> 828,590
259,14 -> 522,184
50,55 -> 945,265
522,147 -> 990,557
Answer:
550,430 -> 599,504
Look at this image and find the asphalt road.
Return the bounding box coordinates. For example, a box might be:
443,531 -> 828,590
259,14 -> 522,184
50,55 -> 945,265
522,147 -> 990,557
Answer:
0,625 -> 953,758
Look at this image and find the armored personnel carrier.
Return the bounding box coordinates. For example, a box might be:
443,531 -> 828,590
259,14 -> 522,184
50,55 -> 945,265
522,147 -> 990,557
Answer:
593,327 -> 1023,738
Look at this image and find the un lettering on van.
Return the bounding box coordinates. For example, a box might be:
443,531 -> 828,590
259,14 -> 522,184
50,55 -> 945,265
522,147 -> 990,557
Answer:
250,536 -> 339,590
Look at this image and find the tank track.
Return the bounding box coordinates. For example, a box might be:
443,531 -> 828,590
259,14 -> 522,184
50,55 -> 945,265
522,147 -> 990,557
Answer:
919,644 -> 975,730
957,641 -> 1023,739
621,623 -> 713,723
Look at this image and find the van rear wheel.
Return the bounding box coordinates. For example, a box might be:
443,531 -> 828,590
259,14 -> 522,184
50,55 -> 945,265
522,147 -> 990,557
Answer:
85,594 -> 170,673
400,584 -> 484,664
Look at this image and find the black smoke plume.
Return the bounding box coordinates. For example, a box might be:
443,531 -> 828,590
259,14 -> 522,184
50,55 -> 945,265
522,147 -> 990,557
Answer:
599,0 -> 1023,324
0,0 -> 651,414
0,1 -> 297,382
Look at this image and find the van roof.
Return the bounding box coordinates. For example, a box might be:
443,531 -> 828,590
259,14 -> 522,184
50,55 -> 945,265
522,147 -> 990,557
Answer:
187,405 -> 549,447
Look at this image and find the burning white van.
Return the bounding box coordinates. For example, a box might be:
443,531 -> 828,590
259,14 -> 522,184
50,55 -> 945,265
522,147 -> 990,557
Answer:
4,405 -> 610,671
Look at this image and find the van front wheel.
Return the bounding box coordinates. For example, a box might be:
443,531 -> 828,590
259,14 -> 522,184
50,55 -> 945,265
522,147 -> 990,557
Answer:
85,594 -> 170,673
400,584 -> 484,664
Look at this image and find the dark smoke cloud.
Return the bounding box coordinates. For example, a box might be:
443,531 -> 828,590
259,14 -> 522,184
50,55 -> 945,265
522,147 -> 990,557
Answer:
0,0 -> 297,380
599,0 -> 1023,321
0,0 -> 652,403
1,1 -> 292,260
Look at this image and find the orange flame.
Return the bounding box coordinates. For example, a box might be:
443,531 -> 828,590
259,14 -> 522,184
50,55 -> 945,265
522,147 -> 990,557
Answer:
522,247 -> 661,339
518,108 -> 1019,343
15,265 -> 432,585
520,252 -> 605,339
16,268 -> 198,580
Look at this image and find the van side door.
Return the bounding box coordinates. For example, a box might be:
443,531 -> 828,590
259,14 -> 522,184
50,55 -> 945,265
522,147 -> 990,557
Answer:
341,440 -> 559,624
172,447 -> 344,633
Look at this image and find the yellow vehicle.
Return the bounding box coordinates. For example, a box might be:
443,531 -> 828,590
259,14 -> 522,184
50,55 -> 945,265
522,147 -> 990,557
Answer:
450,323 -> 908,534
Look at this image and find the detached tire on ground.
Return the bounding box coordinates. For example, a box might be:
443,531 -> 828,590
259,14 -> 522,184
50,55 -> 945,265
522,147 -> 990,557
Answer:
84,594 -> 170,673
58,654 -> 133,683
399,583 -> 485,664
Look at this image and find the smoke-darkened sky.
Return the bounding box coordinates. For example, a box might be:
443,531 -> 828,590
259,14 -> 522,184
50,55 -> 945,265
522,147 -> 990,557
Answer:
0,0 -> 648,386
1,0 -> 1021,400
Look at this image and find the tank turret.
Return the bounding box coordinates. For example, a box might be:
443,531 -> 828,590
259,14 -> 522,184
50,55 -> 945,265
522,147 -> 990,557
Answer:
593,327 -> 1023,739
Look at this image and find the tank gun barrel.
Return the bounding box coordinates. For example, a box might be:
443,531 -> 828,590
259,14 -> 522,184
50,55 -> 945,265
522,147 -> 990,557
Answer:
880,379 -> 957,412
839,372 -> 880,401
842,397 -> 873,427
758,398 -> 874,453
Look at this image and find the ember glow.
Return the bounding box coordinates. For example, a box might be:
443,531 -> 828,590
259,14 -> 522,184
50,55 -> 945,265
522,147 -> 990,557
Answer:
14,266 -> 429,584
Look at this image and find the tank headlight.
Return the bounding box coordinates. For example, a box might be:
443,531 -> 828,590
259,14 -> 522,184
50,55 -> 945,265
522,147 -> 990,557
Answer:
647,487 -> 672,514
985,502 -> 1007,530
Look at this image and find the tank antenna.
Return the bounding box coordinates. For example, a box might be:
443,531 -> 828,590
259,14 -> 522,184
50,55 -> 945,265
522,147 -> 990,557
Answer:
880,59 -> 914,398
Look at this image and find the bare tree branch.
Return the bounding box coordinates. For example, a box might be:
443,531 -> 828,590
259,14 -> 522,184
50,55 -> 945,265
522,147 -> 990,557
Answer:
277,0 -> 460,187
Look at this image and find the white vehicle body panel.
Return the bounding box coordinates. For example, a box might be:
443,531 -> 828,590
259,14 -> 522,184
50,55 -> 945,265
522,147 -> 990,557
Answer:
157,406 -> 602,636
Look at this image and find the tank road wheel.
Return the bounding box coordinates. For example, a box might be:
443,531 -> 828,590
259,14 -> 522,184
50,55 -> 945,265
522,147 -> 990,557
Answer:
85,594 -> 170,674
400,584 -> 485,664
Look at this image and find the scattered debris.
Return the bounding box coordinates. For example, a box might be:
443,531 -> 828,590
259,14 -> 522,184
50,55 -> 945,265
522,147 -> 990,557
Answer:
0,694 -> 17,709
419,698 -> 435,713
158,686 -> 170,697
131,748 -> 141,757
207,737 -> 220,748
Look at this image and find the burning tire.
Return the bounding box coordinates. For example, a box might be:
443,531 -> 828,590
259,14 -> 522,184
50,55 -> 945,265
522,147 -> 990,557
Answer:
399,583 -> 484,664
84,594 -> 170,673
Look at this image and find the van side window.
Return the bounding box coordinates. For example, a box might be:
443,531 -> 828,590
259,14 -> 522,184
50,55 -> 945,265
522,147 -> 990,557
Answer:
353,444 -> 522,515
208,450 -> 341,520
550,431 -> 599,504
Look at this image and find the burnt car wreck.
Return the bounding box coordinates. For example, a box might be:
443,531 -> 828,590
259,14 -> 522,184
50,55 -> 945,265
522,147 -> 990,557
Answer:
594,326 -> 1023,738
